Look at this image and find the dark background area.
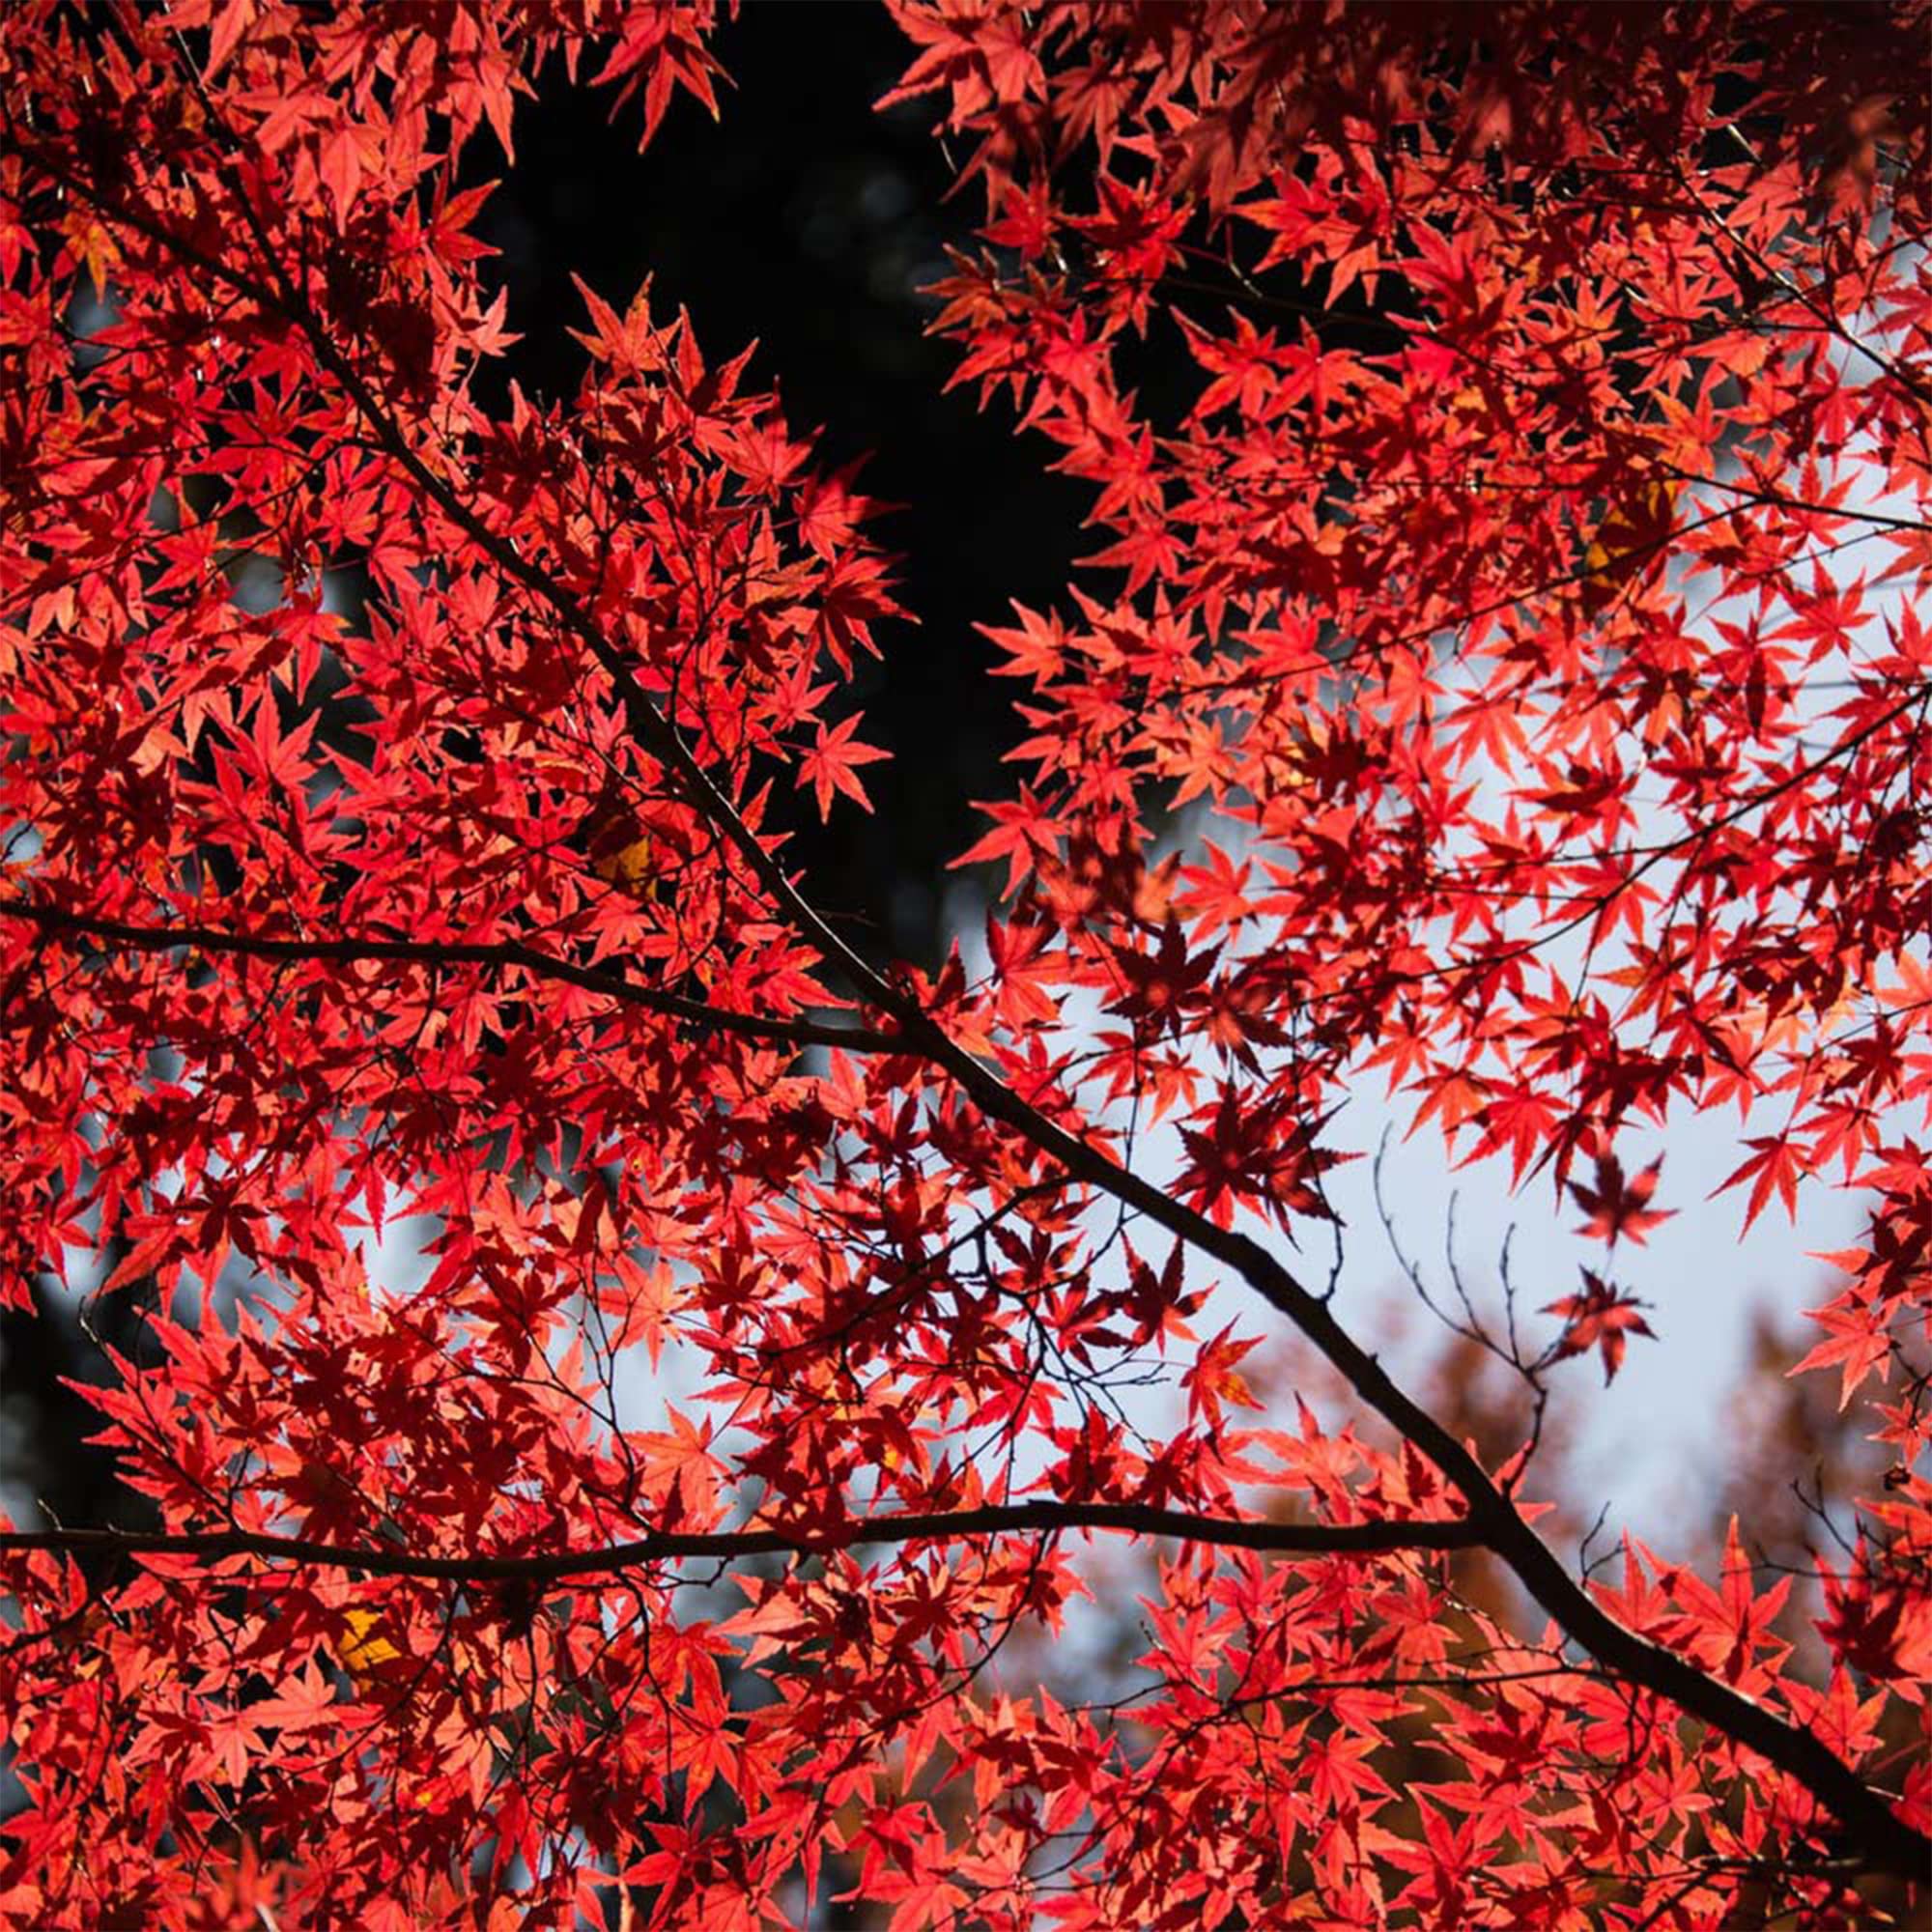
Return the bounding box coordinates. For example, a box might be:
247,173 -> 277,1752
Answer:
467,0 -> 1099,960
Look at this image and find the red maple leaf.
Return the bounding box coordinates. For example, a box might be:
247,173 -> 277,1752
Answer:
1543,1270 -> 1657,1383
796,712 -> 890,817
1568,1152 -> 1674,1247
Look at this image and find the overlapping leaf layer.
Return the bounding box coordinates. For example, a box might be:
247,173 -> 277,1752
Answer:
0,4 -> 1927,1926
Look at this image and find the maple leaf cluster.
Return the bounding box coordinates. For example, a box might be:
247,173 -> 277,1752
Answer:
0,2 -> 1929,1928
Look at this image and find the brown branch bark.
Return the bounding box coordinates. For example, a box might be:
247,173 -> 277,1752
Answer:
0,1505 -> 1482,1581
0,901 -> 903,1056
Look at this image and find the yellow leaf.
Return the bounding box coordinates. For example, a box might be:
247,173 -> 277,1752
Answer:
335,1605 -> 402,1683
579,780 -> 663,897
1580,477 -> 1678,614
593,831 -> 657,893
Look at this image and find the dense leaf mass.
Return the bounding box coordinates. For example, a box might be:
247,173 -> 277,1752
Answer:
1,2 -> 1929,1926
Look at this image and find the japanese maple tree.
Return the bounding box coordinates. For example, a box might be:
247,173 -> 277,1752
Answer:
2,1 -> 1930,1927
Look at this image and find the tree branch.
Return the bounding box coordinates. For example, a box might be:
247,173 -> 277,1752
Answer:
0,1504 -> 1482,1581
0,902 -> 904,1056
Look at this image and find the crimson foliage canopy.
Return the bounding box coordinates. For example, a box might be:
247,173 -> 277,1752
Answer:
2,3 -> 1930,1926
